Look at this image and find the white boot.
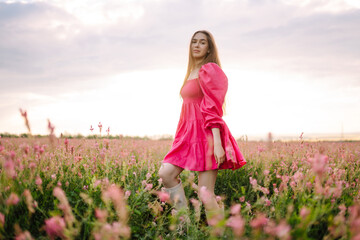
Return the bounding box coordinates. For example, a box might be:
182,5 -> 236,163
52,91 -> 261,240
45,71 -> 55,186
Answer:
164,179 -> 190,234
163,179 -> 188,211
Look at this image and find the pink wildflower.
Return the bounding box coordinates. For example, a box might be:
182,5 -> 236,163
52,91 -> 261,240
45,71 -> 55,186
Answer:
249,177 -> 258,188
227,215 -> 245,237
260,187 -> 270,195
35,176 -> 42,186
308,153 -> 328,177
90,125 -> 94,132
146,173 -> 152,180
98,122 -> 102,135
190,198 -> 200,208
44,216 -> 66,240
230,204 -> 241,215
6,193 -> 19,206
95,208 -> 108,222
15,231 -> 33,240
156,191 -> 170,203
0,212 -> 4,226
102,185 -> 128,223
275,220 -> 291,238
4,159 -> 16,179
19,108 -> 31,133
23,189 -> 35,213
124,190 -> 131,199
53,187 -> 74,225
239,196 -> 245,202
300,207 -> 310,218
250,214 -> 268,229
145,183 -> 153,191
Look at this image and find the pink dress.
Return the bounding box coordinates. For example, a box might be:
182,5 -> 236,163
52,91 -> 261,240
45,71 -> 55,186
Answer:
163,62 -> 247,171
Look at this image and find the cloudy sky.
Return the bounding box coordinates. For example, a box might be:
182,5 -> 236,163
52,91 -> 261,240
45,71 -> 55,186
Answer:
0,0 -> 359,140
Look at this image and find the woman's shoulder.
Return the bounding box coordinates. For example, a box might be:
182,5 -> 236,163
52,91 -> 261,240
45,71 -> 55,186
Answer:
200,62 -> 222,72
199,62 -> 227,80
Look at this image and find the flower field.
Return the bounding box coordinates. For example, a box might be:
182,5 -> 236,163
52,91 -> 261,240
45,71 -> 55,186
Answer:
0,135 -> 360,239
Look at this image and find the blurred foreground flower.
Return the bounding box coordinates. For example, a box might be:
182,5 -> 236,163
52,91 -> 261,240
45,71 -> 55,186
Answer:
19,108 -> 31,134
44,216 -> 66,240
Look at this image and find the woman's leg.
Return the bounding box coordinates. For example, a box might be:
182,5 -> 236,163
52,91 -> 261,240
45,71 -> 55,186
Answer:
198,169 -> 224,226
158,163 -> 188,210
158,163 -> 184,188
198,169 -> 219,211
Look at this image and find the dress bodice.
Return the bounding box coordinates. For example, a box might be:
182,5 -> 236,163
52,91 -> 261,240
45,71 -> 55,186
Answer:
180,78 -> 204,103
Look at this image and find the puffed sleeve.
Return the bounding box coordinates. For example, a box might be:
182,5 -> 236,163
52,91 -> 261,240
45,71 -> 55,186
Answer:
198,62 -> 228,130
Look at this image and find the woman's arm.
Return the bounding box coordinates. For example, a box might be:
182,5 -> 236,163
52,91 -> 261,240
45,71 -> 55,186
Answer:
212,128 -> 226,168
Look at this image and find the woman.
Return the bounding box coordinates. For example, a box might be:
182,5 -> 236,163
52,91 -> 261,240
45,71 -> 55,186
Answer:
158,30 -> 247,225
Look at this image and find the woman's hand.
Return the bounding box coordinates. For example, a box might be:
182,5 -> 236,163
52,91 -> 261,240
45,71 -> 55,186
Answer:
211,128 -> 226,168
214,143 -> 226,168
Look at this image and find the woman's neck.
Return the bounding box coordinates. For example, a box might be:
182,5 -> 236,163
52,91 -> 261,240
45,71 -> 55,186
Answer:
194,59 -> 204,69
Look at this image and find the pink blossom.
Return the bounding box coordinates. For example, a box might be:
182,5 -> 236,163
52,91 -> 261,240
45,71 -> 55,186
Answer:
190,198 -> 200,208
293,171 -> 303,183
227,215 -> 245,237
146,173 -> 152,179
4,159 -> 16,179
230,204 -> 241,215
90,125 -> 94,132
23,189 -> 35,213
51,174 -> 56,180
44,216 -> 66,240
300,207 -> 310,218
250,214 -> 268,229
308,153 -> 328,177
53,187 -> 74,225
257,146 -> 265,153
95,208 -> 108,222
94,180 -> 101,188
29,162 -> 36,169
98,122 -> 102,135
249,177 -> 258,188
0,212 -> 4,226
35,176 -> 42,186
145,183 -> 153,191
124,190 -> 131,199
260,187 -> 270,195
265,199 -> 271,206
6,192 -> 19,206
274,220 -> 291,238
239,196 -> 245,202
102,185 -> 128,223
15,231 -> 33,240
156,191 -> 170,203
263,170 -> 270,176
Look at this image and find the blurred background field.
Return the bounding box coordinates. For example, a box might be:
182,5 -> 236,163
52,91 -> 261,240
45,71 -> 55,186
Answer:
1,135 -> 360,239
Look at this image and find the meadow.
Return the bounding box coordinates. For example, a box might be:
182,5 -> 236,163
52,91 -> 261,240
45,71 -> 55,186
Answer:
0,134 -> 359,239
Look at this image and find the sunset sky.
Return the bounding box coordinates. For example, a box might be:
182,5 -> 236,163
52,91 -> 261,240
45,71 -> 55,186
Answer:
0,0 -> 359,140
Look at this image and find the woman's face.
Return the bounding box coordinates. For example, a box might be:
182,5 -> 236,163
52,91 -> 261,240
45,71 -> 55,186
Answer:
191,32 -> 209,60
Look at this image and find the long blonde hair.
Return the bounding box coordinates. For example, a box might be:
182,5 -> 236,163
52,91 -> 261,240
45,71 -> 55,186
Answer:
180,30 -> 226,114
